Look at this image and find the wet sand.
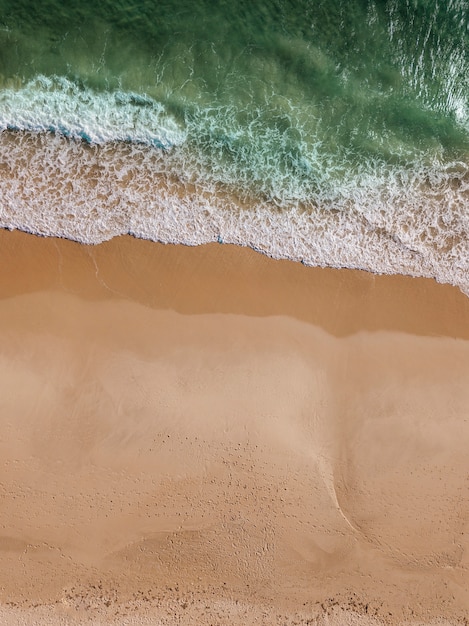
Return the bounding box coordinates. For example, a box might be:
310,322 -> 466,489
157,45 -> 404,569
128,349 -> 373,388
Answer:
0,228 -> 469,625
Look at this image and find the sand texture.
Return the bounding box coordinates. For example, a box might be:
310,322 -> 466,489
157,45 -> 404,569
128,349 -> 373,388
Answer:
0,229 -> 468,625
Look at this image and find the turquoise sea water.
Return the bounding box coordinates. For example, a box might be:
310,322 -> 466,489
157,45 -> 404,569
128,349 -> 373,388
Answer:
0,0 -> 468,291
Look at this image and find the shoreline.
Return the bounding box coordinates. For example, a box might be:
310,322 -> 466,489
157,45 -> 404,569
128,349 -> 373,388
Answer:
0,228 -> 468,624
1,129 -> 469,299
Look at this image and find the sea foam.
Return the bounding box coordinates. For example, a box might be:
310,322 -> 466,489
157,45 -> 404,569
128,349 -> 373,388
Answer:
0,128 -> 468,296
0,76 -> 186,149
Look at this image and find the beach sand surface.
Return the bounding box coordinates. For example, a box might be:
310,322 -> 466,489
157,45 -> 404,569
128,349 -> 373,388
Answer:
0,229 -> 468,625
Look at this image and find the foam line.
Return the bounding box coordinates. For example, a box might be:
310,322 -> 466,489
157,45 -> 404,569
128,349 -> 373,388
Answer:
0,130 -> 468,296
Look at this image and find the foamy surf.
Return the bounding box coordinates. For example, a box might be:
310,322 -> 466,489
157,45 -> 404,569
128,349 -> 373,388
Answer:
0,76 -> 186,148
0,129 -> 468,296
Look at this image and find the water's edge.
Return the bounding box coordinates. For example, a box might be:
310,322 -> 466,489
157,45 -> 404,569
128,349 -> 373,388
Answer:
1,130 -> 468,297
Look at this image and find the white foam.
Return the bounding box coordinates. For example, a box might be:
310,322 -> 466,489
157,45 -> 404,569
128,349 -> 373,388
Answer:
0,76 -> 186,148
0,130 -> 468,296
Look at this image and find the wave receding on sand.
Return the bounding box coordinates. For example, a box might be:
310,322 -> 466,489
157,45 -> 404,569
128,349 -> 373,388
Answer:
0,128 -> 468,297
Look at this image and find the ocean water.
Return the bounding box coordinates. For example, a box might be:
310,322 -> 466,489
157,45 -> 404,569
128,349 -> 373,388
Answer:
0,0 -> 468,292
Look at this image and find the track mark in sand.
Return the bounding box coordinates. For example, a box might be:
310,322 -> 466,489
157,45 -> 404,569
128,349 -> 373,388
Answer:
316,454 -> 363,536
86,248 -> 129,299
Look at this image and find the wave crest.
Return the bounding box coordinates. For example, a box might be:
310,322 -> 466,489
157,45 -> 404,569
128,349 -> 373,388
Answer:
0,76 -> 186,148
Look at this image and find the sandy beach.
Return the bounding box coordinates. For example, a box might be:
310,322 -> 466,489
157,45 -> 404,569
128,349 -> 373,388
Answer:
0,228 -> 468,625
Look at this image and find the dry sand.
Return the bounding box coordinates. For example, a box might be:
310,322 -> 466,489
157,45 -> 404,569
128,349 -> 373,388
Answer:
0,229 -> 468,625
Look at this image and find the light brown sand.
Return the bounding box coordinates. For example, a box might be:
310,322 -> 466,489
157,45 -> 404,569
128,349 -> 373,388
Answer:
0,229 -> 469,625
